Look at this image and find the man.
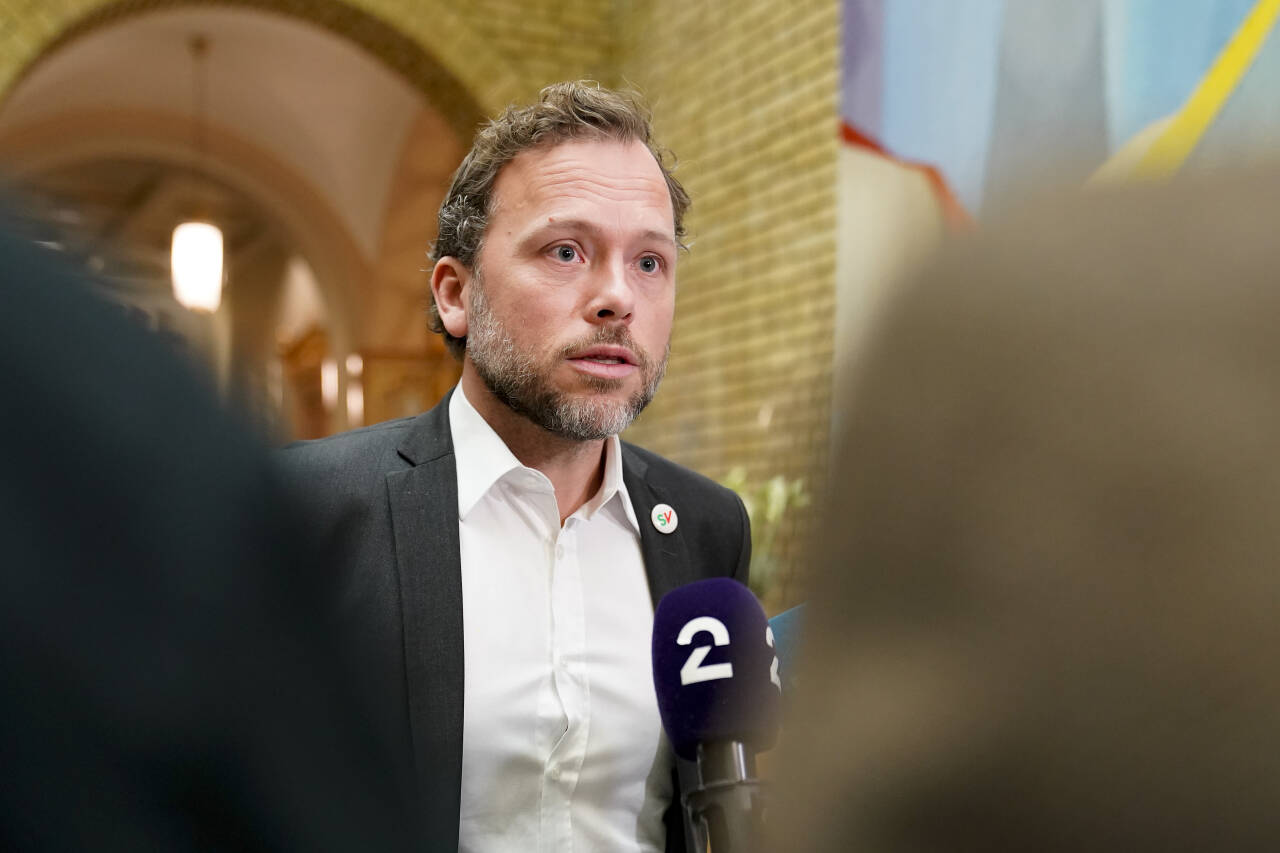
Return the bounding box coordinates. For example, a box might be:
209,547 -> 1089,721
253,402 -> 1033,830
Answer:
280,82 -> 750,853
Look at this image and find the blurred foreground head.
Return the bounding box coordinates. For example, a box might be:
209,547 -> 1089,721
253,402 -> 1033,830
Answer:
0,204 -> 412,850
776,170 -> 1280,852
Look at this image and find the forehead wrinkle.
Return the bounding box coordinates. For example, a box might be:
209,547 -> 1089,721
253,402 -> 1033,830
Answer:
518,141 -> 665,180
525,173 -> 671,207
507,182 -> 674,242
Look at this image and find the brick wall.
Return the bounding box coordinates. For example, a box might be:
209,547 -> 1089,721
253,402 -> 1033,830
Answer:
613,0 -> 840,606
455,0 -> 615,87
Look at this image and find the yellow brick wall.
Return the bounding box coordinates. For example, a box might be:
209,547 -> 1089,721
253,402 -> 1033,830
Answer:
614,0 -> 840,606
455,0 -> 615,87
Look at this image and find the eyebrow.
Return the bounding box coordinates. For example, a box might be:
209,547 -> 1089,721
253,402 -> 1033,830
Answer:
524,218 -> 677,251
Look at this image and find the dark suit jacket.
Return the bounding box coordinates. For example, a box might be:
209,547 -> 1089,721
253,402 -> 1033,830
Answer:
279,390 -> 751,852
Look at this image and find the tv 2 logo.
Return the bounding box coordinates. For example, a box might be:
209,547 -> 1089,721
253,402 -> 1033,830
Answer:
676,616 -> 783,690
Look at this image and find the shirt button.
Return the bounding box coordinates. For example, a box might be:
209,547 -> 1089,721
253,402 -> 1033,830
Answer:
555,545 -> 565,559
549,766 -> 562,782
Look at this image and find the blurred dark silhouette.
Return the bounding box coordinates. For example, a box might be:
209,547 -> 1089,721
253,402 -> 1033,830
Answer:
0,205 -> 413,851
775,170 -> 1280,852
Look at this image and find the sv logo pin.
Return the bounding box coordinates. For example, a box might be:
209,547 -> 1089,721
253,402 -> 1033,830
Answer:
650,503 -> 678,534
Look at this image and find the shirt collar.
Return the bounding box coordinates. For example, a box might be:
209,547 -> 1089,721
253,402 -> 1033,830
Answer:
450,385 -> 526,519
449,384 -> 641,535
585,428 -> 641,534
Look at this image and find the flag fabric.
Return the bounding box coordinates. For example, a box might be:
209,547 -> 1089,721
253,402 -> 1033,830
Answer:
841,0 -> 1280,217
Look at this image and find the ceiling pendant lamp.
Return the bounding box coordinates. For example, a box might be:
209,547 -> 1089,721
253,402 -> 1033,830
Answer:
171,34 -> 223,313
170,221 -> 223,311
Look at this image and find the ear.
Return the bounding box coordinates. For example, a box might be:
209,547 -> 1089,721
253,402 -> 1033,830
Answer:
430,256 -> 472,340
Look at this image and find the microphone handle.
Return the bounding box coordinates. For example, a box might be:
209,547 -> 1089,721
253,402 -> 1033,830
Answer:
684,742 -> 766,853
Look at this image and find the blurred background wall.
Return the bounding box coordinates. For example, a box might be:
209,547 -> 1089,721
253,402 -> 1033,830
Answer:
0,0 -> 838,612
831,2 -> 1280,585
834,0 -> 1280,401
4,0 -> 1280,611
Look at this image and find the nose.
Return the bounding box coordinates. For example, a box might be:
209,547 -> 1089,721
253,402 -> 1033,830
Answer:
586,258 -> 635,325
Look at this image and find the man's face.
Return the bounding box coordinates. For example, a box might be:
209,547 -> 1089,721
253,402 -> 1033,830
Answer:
464,138 -> 677,440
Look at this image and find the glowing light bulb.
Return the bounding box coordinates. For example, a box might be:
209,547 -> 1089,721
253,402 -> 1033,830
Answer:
171,221 -> 224,312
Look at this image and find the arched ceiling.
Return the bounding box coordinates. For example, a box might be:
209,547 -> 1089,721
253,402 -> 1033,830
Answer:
0,5 -> 442,260
0,0 -> 513,127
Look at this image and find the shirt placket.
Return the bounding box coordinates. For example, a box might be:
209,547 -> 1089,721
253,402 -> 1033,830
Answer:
539,515 -> 590,853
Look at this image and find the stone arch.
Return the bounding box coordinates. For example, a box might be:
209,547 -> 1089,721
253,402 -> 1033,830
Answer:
0,107 -> 371,373
0,0 -> 512,432
0,0 -> 524,131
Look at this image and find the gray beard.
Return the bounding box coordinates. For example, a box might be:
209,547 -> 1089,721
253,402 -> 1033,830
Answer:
466,276 -> 668,441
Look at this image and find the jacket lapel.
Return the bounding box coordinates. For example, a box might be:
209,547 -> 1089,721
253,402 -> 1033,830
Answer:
623,445 -> 710,853
386,393 -> 464,849
622,445 -> 697,608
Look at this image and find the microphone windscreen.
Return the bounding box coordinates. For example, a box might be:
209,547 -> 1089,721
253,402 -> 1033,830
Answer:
651,578 -> 781,760
768,604 -> 805,692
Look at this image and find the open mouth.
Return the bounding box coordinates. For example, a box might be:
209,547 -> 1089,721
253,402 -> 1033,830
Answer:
567,346 -> 637,366
566,346 -> 639,378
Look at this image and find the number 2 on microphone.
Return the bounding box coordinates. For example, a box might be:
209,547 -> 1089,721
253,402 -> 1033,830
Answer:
676,616 -> 734,685
766,626 -> 782,691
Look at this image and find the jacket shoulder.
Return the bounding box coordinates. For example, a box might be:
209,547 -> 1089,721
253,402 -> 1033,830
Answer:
621,441 -> 743,511
276,417 -> 416,492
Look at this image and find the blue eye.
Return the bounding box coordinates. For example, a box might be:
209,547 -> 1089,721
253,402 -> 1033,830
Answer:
554,245 -> 578,262
639,256 -> 659,273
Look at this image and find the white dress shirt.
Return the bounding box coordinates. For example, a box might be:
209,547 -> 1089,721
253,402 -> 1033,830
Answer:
450,386 -> 673,853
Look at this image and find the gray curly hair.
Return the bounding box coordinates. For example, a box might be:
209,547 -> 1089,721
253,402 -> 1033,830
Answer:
427,81 -> 690,359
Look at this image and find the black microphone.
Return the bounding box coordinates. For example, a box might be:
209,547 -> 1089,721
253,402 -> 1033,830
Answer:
652,578 -> 782,853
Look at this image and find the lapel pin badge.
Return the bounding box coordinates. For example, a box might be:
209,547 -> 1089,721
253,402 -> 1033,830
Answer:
651,503 -> 678,534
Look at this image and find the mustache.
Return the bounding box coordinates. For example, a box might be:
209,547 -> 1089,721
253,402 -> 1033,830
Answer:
557,326 -> 655,371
